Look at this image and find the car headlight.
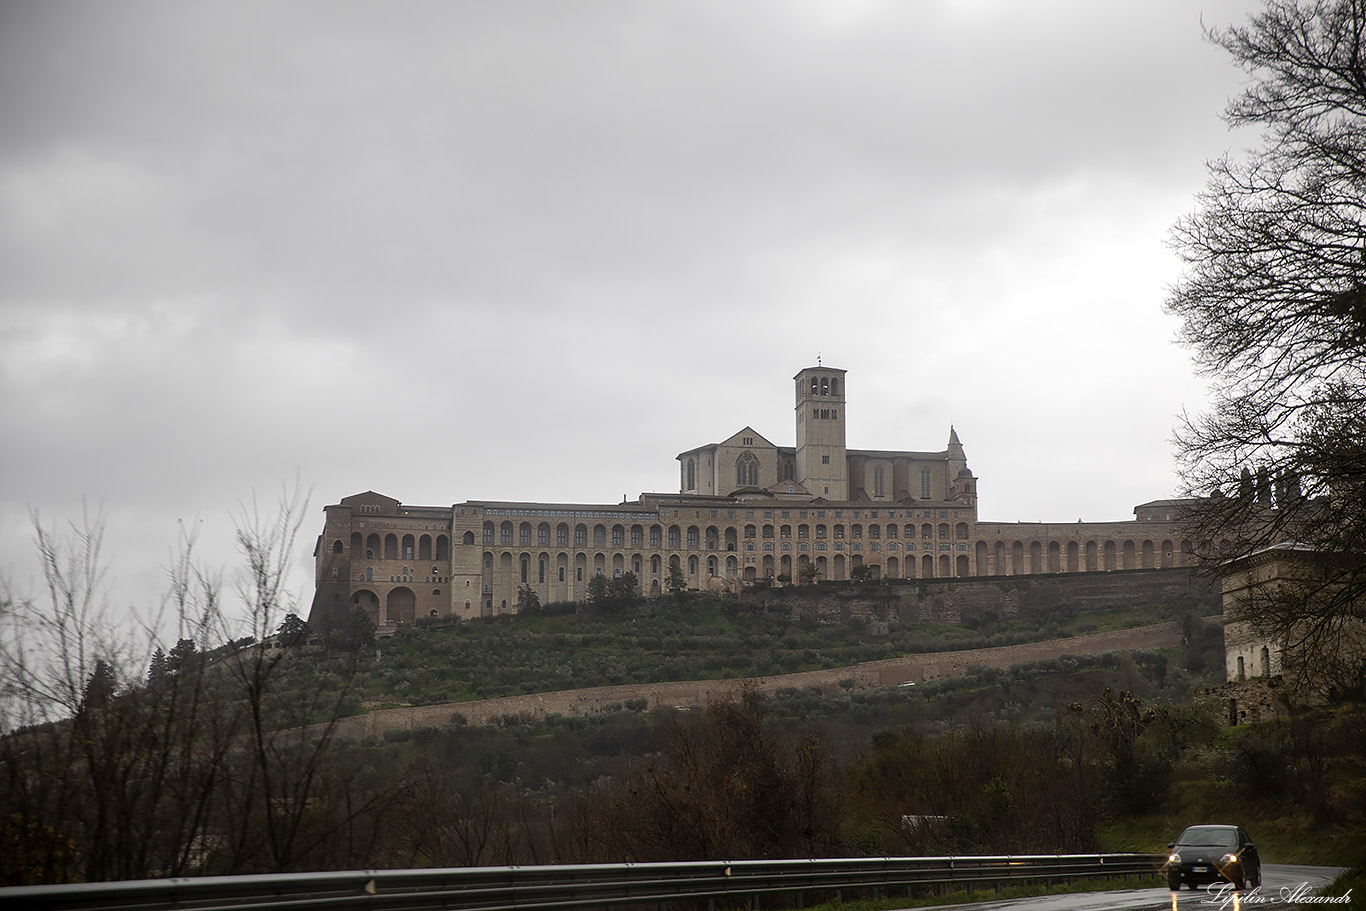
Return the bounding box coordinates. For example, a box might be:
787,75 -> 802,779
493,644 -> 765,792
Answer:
1169,853 -> 1181,864
1221,853 -> 1237,866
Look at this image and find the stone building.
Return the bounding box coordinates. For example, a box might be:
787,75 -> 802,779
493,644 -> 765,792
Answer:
1218,541 -> 1365,705
309,366 -> 1200,627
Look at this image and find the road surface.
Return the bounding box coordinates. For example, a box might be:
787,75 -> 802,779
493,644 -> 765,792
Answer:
906,864 -> 1346,911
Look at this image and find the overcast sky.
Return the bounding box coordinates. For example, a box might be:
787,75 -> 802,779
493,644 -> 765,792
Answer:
2,0 -> 1267,633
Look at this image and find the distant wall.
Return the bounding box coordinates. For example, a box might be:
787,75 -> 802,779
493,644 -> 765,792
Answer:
744,567 -> 1221,625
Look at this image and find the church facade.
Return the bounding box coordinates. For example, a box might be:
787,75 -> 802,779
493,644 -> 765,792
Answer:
309,366 -> 1199,626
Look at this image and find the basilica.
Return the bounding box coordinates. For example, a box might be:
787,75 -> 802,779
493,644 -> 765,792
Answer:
309,366 -> 1198,626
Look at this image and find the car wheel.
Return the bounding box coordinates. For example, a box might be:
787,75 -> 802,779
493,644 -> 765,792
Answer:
1168,873 -> 1181,891
1252,868 -> 1261,889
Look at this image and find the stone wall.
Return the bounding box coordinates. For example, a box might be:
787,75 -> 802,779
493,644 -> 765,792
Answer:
743,566 -> 1220,626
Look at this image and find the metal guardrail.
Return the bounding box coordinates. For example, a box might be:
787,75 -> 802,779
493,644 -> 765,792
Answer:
6,853 -> 1168,911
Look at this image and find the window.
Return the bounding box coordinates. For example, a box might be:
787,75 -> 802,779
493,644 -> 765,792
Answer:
921,468 -> 932,499
686,458 -> 696,490
822,454 -> 830,464
736,451 -> 759,487
873,465 -> 885,497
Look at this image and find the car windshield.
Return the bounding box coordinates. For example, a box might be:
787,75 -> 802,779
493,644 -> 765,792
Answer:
1178,827 -> 1239,848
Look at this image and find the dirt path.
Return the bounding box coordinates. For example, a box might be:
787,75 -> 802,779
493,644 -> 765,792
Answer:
330,621 -> 1180,739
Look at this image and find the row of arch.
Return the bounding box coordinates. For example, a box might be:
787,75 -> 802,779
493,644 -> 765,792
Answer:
477,520 -> 977,550
476,535 -> 1210,593
339,531 -> 451,562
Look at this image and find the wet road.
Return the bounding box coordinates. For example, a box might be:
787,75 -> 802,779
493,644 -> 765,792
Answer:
905,864 -> 1345,911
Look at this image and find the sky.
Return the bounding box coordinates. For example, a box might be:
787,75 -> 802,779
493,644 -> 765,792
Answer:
1,0 -> 1268,635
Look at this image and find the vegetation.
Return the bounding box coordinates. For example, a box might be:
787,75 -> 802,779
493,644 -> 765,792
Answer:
1168,0 -> 1366,697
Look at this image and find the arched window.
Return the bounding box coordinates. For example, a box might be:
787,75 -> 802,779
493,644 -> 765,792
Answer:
820,377 -> 829,396
831,377 -> 839,396
686,458 -> 696,490
921,468 -> 932,499
736,451 -> 759,487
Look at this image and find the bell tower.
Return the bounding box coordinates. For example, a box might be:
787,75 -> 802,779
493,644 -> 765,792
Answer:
794,365 -> 848,500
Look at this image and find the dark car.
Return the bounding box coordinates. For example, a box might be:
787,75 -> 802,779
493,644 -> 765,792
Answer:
1166,824 -> 1261,891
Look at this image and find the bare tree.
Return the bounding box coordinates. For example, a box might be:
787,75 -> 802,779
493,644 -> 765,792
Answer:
1167,0 -> 1366,695
0,485 -> 396,883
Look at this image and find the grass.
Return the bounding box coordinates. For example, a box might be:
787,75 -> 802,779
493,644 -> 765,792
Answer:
297,594 -> 1220,711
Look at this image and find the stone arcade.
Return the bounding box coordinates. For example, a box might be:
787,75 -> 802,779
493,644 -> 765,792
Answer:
309,366 -> 1198,626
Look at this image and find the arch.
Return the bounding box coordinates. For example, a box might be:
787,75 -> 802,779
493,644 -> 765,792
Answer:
956,555 -> 969,577
331,539 -> 344,554
886,556 -> 899,578
1123,540 -> 1136,569
1161,539 -> 1174,568
384,534 -> 399,560
976,541 -> 988,575
402,534 -> 416,560
955,522 -> 968,539
576,524 -> 588,546
1029,541 -> 1042,574
455,533 -> 468,551
351,589 -> 380,625
922,554 -> 934,578
1141,540 -> 1155,568
557,523 -> 570,546
386,587 -> 416,625
649,524 -> 662,547
939,554 -> 952,577
994,540 -> 1006,576
705,526 -> 719,550
668,525 -> 681,548
351,531 -> 364,554
417,535 -> 431,560
1085,540 -> 1099,572
1048,541 -> 1062,573
593,524 -> 607,545
538,523 -> 551,546
1066,541 -> 1079,573
483,521 -> 495,544
631,525 -> 644,547
688,555 -> 699,576
1259,645 -> 1270,676
500,521 -> 513,545
763,554 -> 775,579
725,555 -> 737,577
1012,541 -> 1024,575
1103,540 -> 1117,570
